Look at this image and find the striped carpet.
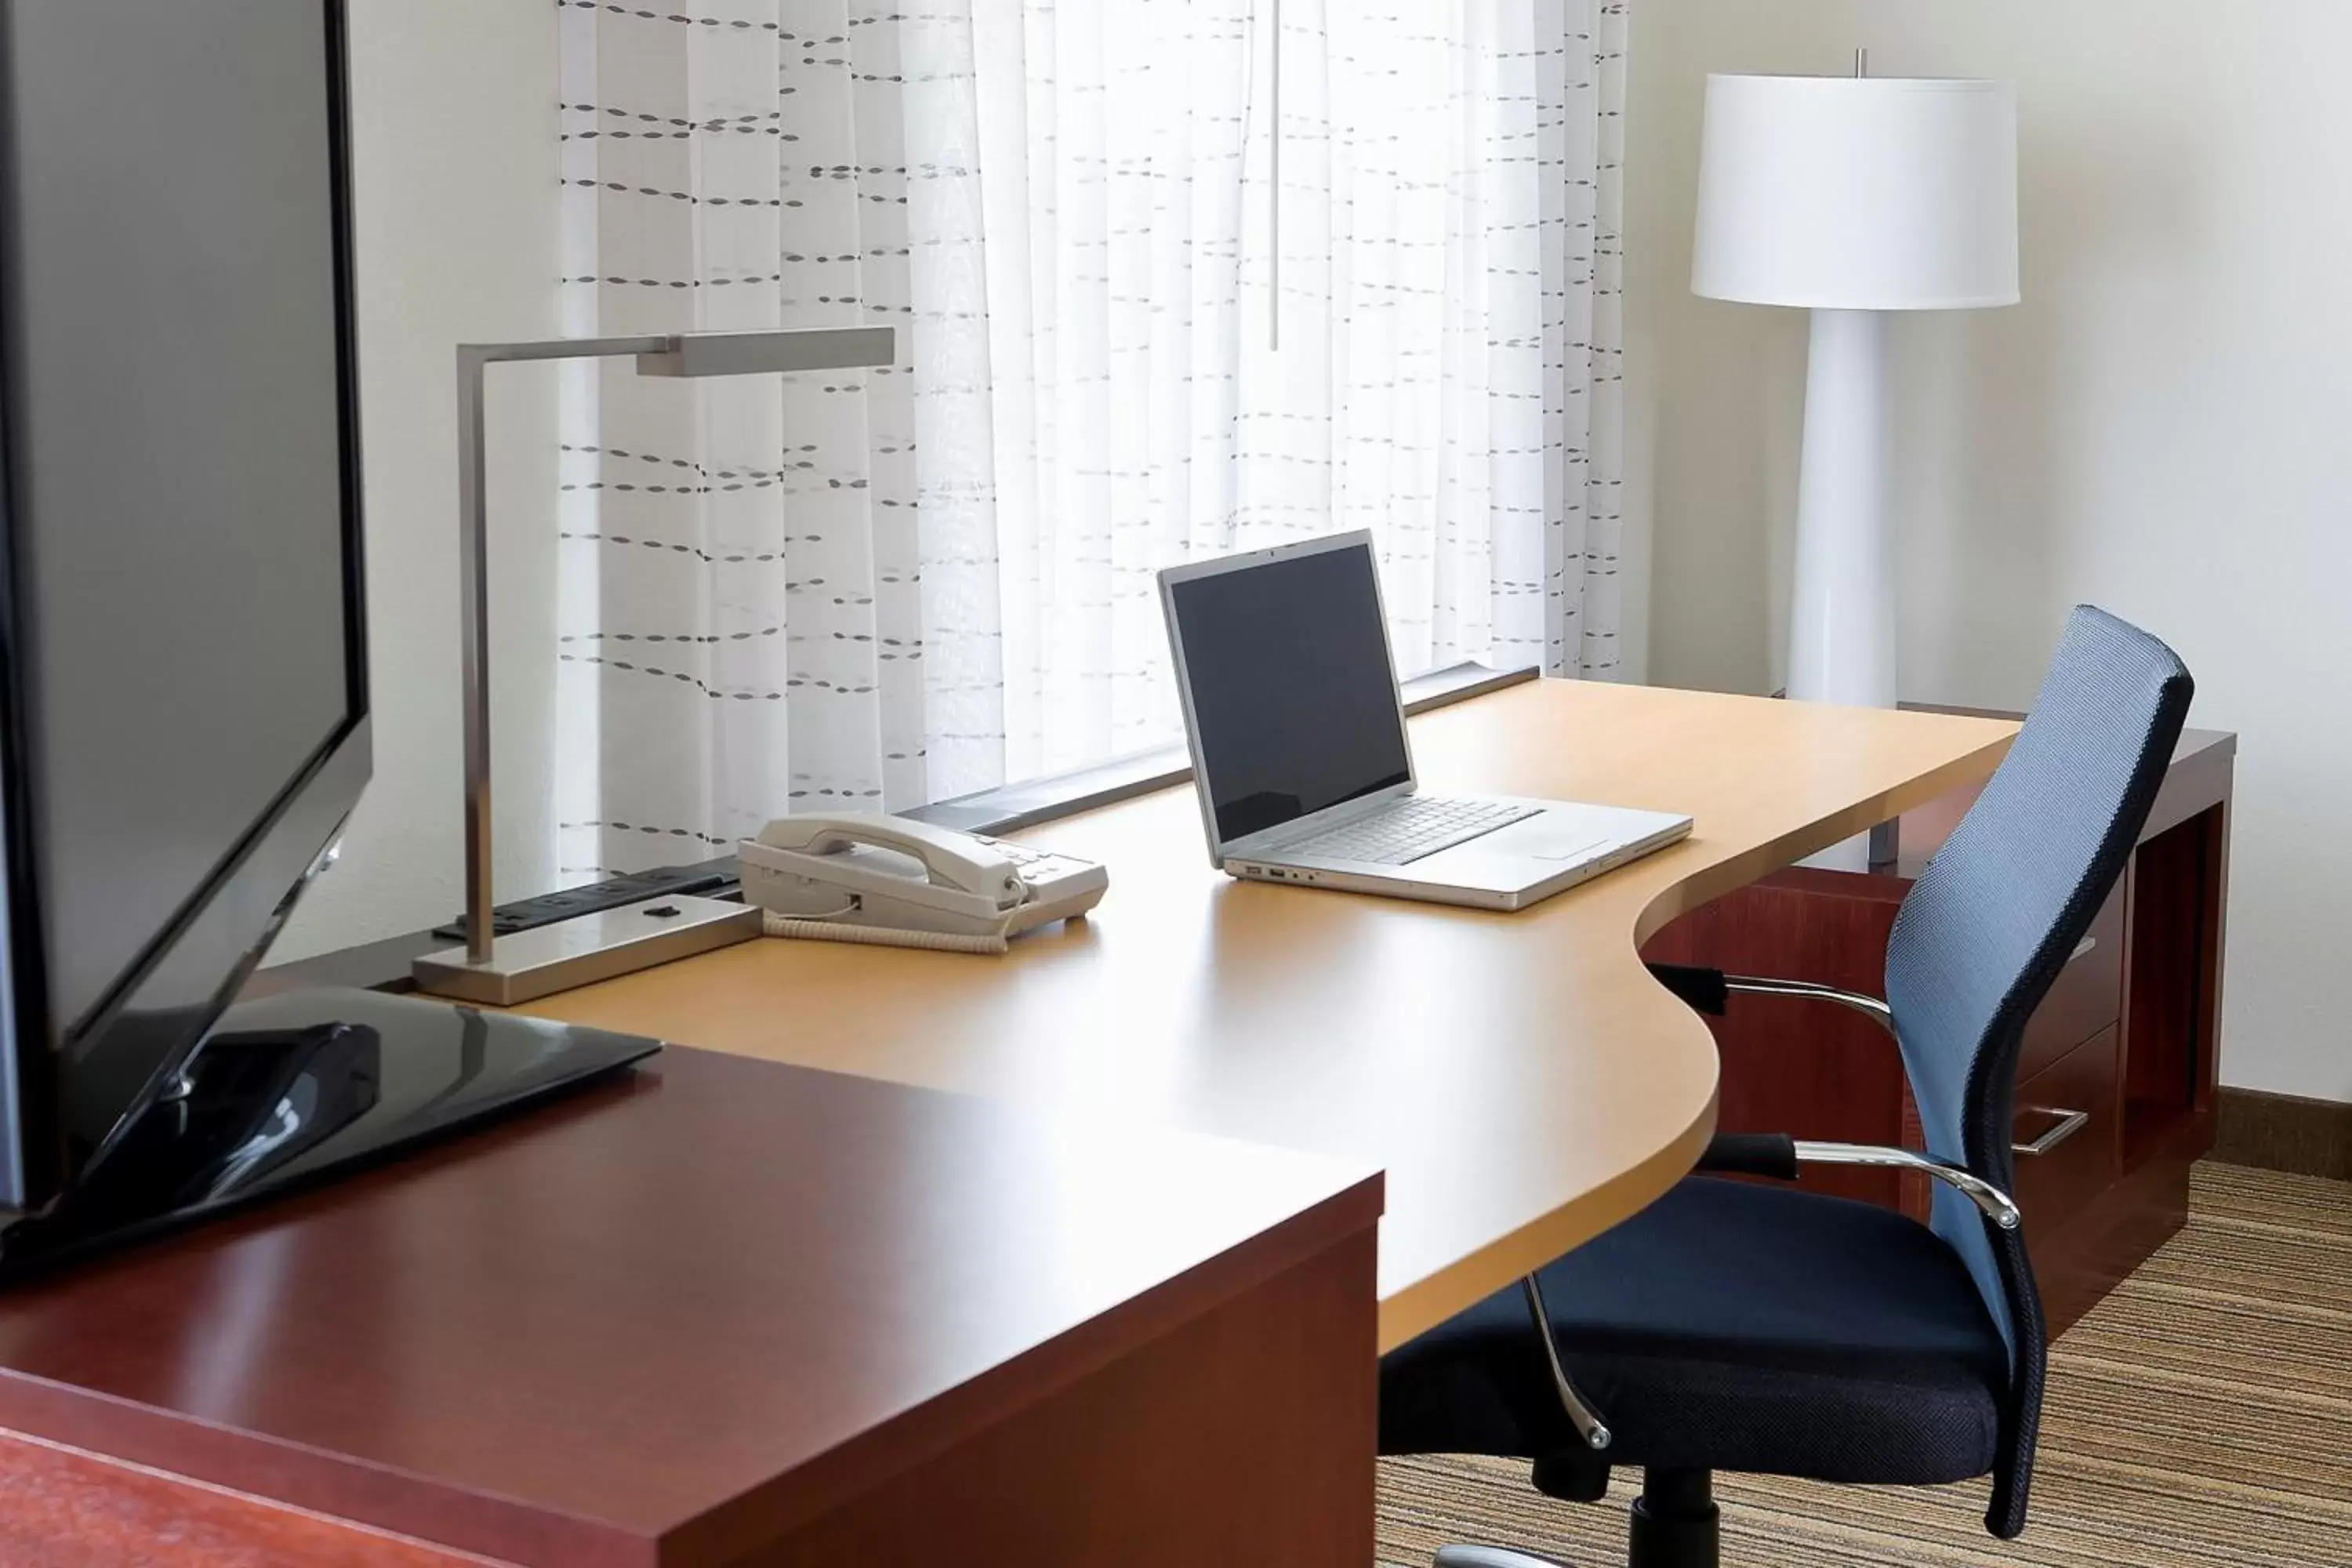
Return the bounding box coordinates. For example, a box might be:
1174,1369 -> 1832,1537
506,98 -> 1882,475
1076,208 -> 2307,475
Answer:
1377,1163 -> 2352,1567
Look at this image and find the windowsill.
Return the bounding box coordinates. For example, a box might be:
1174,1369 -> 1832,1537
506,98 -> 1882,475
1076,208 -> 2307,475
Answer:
252,661 -> 1539,996
905,661 -> 1539,836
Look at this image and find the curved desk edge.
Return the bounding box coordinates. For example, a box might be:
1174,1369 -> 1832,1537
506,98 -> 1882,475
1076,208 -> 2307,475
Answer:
1632,723 -> 2020,948
1376,1091 -> 1719,1352
1377,706 -> 2016,1351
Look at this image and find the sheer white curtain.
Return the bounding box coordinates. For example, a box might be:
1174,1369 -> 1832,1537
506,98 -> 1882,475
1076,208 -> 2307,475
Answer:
555,0 -> 1626,879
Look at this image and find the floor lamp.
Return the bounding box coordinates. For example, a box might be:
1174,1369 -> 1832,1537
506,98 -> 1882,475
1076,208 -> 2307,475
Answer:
414,326 -> 896,1005
1692,70 -> 2017,867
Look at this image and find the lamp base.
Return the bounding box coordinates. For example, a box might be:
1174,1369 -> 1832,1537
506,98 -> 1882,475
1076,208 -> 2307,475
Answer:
413,894 -> 760,1006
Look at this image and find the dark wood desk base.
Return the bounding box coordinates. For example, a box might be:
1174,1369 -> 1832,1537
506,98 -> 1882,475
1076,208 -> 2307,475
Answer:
0,1049 -> 1380,1566
1642,728 -> 2234,1337
0,1232 -> 1374,1568
0,1428 -> 489,1567
759,1228 -> 1375,1568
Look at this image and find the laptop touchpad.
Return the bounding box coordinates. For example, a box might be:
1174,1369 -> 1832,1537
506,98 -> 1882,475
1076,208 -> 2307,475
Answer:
1510,826 -> 1612,862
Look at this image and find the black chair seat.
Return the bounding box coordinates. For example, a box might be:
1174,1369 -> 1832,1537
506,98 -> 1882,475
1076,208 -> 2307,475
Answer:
1381,1175 -> 2012,1486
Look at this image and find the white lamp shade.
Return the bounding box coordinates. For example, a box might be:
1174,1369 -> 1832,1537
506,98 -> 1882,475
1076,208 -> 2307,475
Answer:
1692,74 -> 2019,311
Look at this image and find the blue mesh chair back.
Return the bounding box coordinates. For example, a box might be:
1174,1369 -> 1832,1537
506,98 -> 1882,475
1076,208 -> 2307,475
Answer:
1885,604 -> 2193,1531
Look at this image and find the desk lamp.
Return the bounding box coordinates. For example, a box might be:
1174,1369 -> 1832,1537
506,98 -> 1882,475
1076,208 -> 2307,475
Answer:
413,327 -> 895,1004
1693,63 -> 2016,863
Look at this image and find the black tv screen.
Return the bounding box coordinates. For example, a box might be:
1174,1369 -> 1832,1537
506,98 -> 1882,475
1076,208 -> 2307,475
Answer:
0,0 -> 368,1210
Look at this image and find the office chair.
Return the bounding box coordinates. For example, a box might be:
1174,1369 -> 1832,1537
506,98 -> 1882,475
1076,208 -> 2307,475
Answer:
1379,606 -> 2194,1568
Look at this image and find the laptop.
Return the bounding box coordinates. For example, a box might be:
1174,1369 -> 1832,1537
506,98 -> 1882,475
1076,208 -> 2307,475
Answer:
1158,531 -> 1693,911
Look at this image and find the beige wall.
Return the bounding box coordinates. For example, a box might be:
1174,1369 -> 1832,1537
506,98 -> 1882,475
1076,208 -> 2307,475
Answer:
274,0 -> 563,960
1628,1 -> 2352,1101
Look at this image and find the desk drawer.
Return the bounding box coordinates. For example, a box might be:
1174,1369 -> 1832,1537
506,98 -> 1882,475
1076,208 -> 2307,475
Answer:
2018,883 -> 2125,1083
2012,1025 -> 2120,1235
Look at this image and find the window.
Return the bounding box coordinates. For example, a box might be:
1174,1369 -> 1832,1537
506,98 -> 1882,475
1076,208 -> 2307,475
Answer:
555,0 -> 1624,873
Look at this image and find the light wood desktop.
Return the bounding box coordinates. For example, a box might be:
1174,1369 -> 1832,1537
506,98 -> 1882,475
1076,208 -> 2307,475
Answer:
526,679 -> 2019,1351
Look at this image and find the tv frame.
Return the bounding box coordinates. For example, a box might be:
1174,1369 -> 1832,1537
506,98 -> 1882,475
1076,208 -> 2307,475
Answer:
0,0 -> 371,1215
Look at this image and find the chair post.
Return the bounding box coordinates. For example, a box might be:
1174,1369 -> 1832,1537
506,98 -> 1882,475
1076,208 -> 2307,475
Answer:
1628,1467 -> 1719,1568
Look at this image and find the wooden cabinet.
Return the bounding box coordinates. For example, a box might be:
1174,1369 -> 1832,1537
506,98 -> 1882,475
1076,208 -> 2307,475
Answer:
0,1049 -> 1382,1566
2020,886 -> 2124,1081
1641,728 -> 2234,1337
2012,1026 -> 2123,1240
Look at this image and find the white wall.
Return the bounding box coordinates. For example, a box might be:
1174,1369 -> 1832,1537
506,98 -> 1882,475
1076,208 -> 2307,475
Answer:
267,0 -> 2348,1102
1628,0 -> 2352,1102
274,0 -> 563,961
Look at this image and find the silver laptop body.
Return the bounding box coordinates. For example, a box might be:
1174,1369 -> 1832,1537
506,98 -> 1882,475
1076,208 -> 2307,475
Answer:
1157,531 -> 1693,912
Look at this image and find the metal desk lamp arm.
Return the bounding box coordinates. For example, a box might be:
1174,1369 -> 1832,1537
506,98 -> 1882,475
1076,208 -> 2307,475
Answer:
443,326 -> 893,973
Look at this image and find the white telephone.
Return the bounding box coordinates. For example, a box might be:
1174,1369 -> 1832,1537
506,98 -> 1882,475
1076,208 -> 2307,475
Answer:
736,813 -> 1108,949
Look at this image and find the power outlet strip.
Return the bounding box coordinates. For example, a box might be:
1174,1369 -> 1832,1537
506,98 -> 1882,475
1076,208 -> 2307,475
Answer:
432,864 -> 735,942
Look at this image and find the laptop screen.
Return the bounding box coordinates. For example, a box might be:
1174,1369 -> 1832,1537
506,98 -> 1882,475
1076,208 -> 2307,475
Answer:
1166,539 -> 1413,846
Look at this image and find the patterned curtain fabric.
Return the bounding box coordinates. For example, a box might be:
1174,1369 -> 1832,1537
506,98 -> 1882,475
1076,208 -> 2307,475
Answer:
555,0 -> 1626,880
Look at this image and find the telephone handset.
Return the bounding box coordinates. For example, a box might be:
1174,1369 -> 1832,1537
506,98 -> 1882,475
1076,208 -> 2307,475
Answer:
736,812 -> 1108,944
757,815 -> 1029,906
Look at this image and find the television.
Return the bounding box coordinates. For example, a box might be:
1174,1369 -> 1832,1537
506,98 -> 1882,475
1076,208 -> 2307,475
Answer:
0,0 -> 655,1270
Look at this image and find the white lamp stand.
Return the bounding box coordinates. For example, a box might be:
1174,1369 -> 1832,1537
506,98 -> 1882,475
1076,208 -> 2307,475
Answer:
1791,307 -> 1896,712
1693,70 -> 2018,866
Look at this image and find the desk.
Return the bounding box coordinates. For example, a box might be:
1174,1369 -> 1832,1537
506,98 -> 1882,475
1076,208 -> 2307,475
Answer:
525,679 -> 2019,1349
0,679 -> 2015,1564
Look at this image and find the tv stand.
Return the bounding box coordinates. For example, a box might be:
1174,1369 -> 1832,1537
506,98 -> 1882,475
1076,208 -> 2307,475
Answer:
0,989 -> 657,1280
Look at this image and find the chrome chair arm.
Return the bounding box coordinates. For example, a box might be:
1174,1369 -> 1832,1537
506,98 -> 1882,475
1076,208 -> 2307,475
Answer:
1521,1272 -> 1612,1452
1793,1141 -> 2023,1230
1715,938 -> 2092,1036
1721,975 -> 1895,1033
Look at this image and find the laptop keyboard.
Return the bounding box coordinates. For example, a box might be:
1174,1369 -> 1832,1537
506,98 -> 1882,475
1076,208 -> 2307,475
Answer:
1284,797 -> 1542,866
